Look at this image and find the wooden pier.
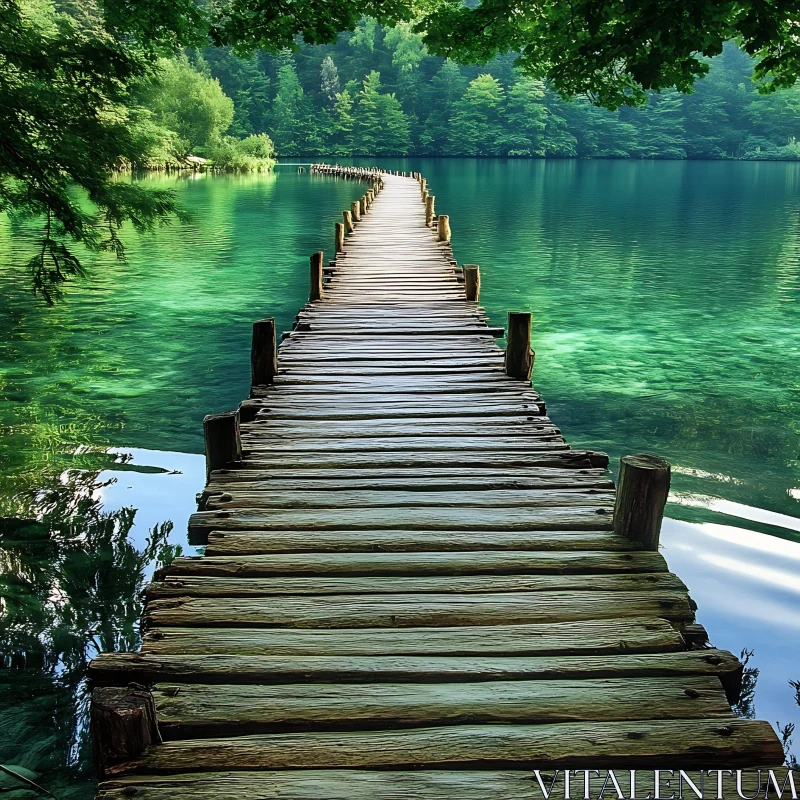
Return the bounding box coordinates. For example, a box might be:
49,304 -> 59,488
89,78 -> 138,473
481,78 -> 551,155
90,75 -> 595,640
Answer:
89,166 -> 786,798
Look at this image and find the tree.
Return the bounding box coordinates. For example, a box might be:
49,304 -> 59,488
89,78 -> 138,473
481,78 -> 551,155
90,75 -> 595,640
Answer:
420,60 -> 468,154
320,55 -> 341,106
353,71 -> 412,154
500,75 -> 549,156
331,89 -> 356,154
141,56 -> 235,153
0,0 -> 193,302
449,74 -> 506,156
419,0 -> 800,109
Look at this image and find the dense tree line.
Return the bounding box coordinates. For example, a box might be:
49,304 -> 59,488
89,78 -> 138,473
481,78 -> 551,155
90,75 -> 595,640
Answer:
201,29 -> 800,159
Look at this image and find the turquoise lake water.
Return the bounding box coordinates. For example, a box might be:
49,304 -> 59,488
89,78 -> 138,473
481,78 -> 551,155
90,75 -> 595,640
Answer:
1,160 -> 799,795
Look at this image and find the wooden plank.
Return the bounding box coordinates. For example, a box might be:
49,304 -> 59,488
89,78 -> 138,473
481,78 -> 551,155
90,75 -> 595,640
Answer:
146,572 -> 685,598
205,472 -> 614,492
95,768 -> 799,800
202,488 -> 614,511
161,549 -> 666,577
202,529 -> 633,555
104,719 -> 784,774
149,677 -> 733,738
190,507 -> 615,536
239,436 -> 569,453
89,648 -> 742,687
143,590 -> 695,629
233,452 -> 605,472
139,618 -> 684,657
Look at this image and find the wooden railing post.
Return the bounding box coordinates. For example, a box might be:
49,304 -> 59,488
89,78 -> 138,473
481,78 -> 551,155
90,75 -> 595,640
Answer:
343,210 -> 354,235
91,685 -> 160,779
251,317 -> 278,386
425,195 -> 435,227
359,196 -> 367,216
310,250 -> 324,302
437,215 -> 451,243
505,312 -> 533,380
464,265 -> 480,301
203,410 -> 242,477
335,222 -> 344,253
420,179 -> 427,198
351,200 -> 361,223
613,455 -> 671,550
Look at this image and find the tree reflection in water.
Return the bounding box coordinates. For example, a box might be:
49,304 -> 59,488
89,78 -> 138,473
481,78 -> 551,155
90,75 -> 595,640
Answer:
0,468 -> 176,799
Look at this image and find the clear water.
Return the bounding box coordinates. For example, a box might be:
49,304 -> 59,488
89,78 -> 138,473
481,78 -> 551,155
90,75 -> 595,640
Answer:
1,161 -> 799,795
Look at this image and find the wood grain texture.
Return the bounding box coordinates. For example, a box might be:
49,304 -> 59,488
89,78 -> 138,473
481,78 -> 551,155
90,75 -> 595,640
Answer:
107,719 -> 784,774
139,617 -> 684,657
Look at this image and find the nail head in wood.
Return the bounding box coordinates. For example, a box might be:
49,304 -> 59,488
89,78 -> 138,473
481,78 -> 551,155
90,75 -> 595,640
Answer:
505,311 -> 534,380
613,453 -> 671,551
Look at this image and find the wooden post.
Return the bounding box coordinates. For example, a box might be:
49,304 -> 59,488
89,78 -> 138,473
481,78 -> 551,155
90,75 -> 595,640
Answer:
310,250 -> 324,302
425,195 -> 435,227
91,685 -> 160,779
613,454 -> 671,551
422,188 -> 428,206
343,210 -> 354,235
203,410 -> 242,477
251,317 -> 278,386
360,196 -> 367,216
335,222 -> 344,253
420,179 -> 427,198
351,200 -> 361,222
464,265 -> 480,301
437,215 -> 451,243
505,312 -> 533,380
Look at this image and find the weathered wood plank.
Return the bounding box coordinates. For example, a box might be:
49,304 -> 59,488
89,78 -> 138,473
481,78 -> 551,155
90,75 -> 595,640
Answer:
144,590 -> 694,629
105,719 -> 784,774
190,507 -> 615,537
139,617 -> 684,658
149,677 -> 732,738
163,549 -> 666,578
203,529 -> 634,555
88,648 -> 742,689
202,488 -> 614,511
147,572 -> 684,598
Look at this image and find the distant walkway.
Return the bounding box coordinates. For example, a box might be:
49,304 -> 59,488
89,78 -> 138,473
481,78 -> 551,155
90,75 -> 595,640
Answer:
88,166 -> 785,799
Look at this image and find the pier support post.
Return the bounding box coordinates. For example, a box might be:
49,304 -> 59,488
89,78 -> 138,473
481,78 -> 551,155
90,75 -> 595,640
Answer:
343,210 -> 354,235
425,195 -> 435,227
613,454 -> 671,551
351,200 -> 361,223
335,222 -> 344,253
91,685 -> 160,779
251,318 -> 278,386
310,250 -> 324,302
360,196 -> 367,217
464,265 -> 480,301
437,215 -> 451,243
505,312 -> 534,380
204,411 -> 242,477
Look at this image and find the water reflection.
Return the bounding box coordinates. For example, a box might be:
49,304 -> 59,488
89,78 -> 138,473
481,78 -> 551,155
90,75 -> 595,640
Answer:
0,450 -> 198,799
661,517 -> 800,763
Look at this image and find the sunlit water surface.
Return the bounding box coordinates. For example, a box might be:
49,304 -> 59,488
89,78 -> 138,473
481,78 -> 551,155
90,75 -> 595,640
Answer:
1,161 -> 799,796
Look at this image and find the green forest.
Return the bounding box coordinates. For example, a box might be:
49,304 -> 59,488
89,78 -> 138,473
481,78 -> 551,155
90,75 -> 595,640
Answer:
182,31 -> 800,160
